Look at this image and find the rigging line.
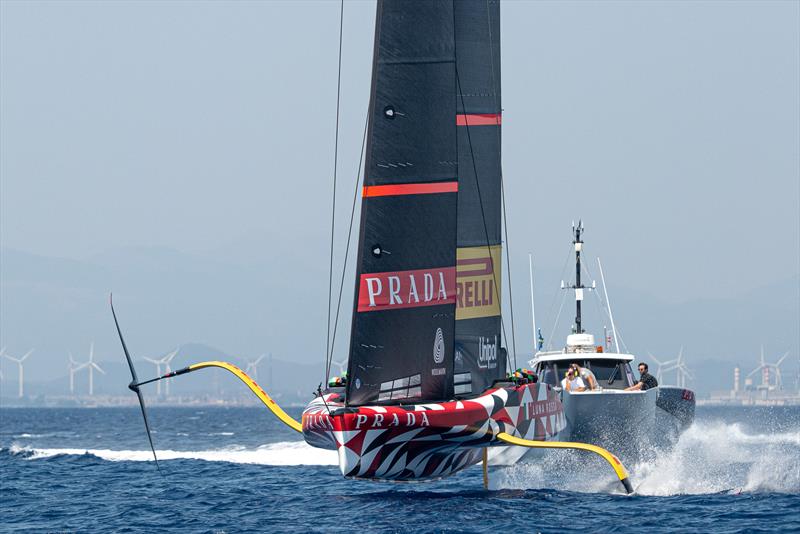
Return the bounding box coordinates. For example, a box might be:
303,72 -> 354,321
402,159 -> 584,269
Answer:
325,0 -> 345,383
541,245 -> 573,348
547,286 -> 568,351
329,112 -> 370,369
455,66 -> 511,374
484,0 -> 516,369
501,174 -> 518,368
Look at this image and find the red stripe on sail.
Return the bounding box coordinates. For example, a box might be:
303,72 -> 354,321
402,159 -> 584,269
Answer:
362,182 -> 458,198
357,266 -> 456,312
456,113 -> 502,126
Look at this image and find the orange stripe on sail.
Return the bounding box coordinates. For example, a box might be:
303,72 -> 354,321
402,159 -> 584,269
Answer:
362,182 -> 458,198
456,113 -> 501,126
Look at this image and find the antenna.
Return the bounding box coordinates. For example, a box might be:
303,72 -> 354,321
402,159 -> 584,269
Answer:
597,258 -> 619,353
528,253 -> 537,354
3,349 -> 33,398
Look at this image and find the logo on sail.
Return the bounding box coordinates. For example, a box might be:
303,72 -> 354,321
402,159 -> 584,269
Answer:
477,335 -> 498,369
456,245 -> 501,320
433,328 -> 445,364
357,267 -> 456,312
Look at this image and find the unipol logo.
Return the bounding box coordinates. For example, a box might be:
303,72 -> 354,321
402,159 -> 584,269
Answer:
357,267 -> 456,312
477,335 -> 498,370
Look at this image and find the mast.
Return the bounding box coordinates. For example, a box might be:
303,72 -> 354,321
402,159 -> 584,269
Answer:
572,221 -> 584,334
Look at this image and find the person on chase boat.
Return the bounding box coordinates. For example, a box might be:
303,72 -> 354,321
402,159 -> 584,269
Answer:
561,365 -> 586,392
625,362 -> 658,391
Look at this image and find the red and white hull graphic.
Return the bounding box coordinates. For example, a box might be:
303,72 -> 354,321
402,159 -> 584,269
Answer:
302,383 -> 565,481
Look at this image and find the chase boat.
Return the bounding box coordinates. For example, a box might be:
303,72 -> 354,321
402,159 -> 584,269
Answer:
490,223 -> 696,468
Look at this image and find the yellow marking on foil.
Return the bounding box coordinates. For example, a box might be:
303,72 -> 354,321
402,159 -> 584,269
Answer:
495,432 -> 632,493
187,361 -> 302,433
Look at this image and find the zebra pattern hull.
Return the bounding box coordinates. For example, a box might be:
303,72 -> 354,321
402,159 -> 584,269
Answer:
302,382 -> 565,481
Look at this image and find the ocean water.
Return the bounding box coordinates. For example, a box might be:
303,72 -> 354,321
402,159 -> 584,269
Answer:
1,405 -> 798,533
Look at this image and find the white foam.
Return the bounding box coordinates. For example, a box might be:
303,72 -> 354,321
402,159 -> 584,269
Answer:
491,422 -> 800,495
632,422 -> 800,495
9,441 -> 338,466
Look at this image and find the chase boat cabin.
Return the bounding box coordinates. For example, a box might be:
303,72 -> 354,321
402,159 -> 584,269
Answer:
530,333 -> 638,391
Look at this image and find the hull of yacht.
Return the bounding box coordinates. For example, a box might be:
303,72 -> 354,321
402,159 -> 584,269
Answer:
302,382 -> 566,481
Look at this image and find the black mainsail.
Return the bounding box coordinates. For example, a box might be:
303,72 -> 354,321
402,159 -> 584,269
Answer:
346,0 -> 504,406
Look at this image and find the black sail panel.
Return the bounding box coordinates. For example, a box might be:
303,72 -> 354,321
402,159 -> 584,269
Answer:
453,0 -> 506,396
346,0 -> 458,406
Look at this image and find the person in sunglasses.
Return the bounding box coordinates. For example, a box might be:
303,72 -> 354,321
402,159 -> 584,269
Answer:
625,362 -> 658,391
561,365 -> 587,392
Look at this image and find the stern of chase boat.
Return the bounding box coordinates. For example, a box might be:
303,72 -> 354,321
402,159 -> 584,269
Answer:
302,382 -> 565,481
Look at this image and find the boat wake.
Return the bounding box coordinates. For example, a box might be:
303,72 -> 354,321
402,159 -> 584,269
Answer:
492,421 -> 800,495
5,441 -> 338,466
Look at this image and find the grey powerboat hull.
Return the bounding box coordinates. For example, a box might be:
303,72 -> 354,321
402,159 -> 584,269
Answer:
488,386 -> 695,467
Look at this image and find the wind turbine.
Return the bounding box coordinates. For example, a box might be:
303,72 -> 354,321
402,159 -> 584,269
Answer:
2,349 -> 33,398
75,343 -> 105,396
142,348 -> 179,396
662,347 -> 692,388
747,347 -> 790,390
332,358 -> 347,376
67,352 -> 88,395
245,354 -> 265,382
647,352 -> 677,384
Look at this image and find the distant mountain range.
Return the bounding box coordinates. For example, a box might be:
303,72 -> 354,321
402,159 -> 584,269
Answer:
1,246 -> 798,398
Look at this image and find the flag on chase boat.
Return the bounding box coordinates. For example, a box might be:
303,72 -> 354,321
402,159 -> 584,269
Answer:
346,0 -> 505,406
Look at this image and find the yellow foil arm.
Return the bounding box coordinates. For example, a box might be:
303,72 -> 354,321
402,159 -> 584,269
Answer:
187,361 -> 302,433
495,432 -> 633,494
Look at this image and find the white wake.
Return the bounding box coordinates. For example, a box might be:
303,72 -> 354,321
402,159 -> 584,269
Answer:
492,422 -> 800,495
8,441 -> 338,466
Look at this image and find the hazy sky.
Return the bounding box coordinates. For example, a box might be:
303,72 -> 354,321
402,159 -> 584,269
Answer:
1,1 -> 798,379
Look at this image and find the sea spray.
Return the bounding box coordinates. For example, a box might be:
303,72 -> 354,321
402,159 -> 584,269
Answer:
491,421 -> 800,495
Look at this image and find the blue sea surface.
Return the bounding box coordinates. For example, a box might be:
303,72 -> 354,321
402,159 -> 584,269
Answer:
1,405 -> 798,533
